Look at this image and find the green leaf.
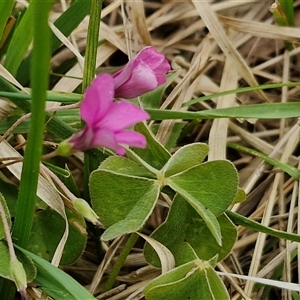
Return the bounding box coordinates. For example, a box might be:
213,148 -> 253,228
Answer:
90,170 -> 160,241
144,260 -> 229,300
131,122 -> 171,169
205,265 -> 231,299
185,194 -> 222,246
100,156 -> 156,178
0,192 -> 11,240
166,161 -> 238,245
28,207 -> 87,265
144,195 -> 236,267
0,177 -> 18,217
15,245 -> 96,300
144,261 -> 201,300
4,5 -> 34,76
185,213 -> 236,262
167,160 -> 238,216
0,241 -> 36,283
144,195 -> 193,267
232,188 -> 246,204
162,143 -> 209,177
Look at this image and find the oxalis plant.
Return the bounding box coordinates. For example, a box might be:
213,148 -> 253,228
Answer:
1,1 -> 300,300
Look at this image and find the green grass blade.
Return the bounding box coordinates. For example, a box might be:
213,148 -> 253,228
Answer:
277,0 -> 294,26
0,90 -> 82,103
82,0 -> 102,90
17,0 -> 92,84
82,0 -> 103,201
2,81 -> 300,106
15,246 -> 96,300
183,82 -> 300,107
0,1 -> 14,42
226,210 -> 300,243
12,0 -> 52,248
4,5 -> 34,76
50,0 -> 92,53
147,102 -> 300,120
227,143 -> 300,180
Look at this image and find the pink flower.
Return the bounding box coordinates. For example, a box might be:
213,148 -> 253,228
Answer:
113,46 -> 171,99
64,74 -> 149,156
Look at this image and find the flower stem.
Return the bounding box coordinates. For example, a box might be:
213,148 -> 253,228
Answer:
0,199 -> 16,261
102,233 -> 139,293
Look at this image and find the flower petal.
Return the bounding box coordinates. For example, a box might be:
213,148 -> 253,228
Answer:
114,62 -> 158,98
69,125 -> 94,151
112,61 -> 135,91
115,130 -> 147,149
113,46 -> 170,98
91,127 -> 120,152
80,74 -> 115,125
98,100 -> 149,131
136,46 -> 171,74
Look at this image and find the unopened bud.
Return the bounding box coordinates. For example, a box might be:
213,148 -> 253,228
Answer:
73,198 -> 101,226
10,259 -> 27,295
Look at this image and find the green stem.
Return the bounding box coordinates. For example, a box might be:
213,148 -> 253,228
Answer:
82,0 -> 103,201
0,200 -> 16,261
102,233 -> 139,293
12,0 -> 52,248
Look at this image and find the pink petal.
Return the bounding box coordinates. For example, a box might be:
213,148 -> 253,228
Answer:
69,125 -> 94,151
115,130 -> 147,149
91,127 -> 120,152
80,74 -> 115,125
112,61 -> 135,91
91,128 -> 134,156
113,47 -> 170,98
114,62 -> 158,98
98,100 -> 149,131
135,46 -> 171,74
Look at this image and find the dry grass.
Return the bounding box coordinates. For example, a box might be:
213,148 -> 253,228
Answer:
11,0 -> 300,299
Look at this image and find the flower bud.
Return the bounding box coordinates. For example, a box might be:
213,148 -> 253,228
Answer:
10,259 -> 27,295
113,46 -> 170,99
73,198 -> 101,226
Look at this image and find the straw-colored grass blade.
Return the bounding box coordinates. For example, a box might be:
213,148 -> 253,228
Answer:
191,1 -> 268,101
